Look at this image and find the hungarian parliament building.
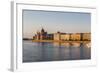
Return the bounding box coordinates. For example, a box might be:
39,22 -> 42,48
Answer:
33,28 -> 91,41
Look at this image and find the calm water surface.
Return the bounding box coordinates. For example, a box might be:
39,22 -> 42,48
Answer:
23,40 -> 91,62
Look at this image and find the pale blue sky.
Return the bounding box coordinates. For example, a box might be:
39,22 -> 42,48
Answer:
23,10 -> 91,38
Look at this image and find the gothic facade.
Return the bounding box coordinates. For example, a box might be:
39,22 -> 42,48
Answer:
33,28 -> 53,40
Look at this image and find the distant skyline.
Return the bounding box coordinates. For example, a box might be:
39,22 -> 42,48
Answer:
23,10 -> 91,38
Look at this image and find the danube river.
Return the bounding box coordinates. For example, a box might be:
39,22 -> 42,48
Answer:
23,40 -> 91,62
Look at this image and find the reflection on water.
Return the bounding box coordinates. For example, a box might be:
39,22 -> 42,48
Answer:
23,41 -> 91,62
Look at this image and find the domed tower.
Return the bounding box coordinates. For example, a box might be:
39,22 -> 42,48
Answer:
41,28 -> 45,34
40,28 -> 47,40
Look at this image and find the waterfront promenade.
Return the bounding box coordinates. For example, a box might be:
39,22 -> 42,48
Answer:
32,40 -> 90,43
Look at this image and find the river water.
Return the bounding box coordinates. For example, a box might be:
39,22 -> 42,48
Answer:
23,40 -> 91,62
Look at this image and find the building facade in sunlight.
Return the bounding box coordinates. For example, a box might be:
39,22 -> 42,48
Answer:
82,33 -> 91,41
54,32 -> 70,41
70,33 -> 81,41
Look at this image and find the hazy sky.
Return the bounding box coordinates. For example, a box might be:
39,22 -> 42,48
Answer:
23,10 -> 91,38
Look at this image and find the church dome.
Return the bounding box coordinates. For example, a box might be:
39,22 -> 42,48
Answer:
41,28 -> 45,32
